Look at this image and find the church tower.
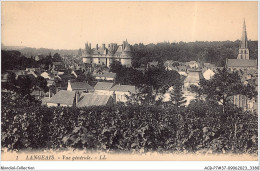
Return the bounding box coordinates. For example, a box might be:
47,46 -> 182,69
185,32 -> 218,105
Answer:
237,19 -> 249,60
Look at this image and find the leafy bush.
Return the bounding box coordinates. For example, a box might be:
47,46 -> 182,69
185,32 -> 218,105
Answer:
1,92 -> 258,154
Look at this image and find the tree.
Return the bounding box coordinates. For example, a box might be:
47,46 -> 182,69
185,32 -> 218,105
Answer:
191,68 -> 257,112
85,72 -> 96,86
16,75 -> 34,96
116,67 -> 144,86
4,72 -> 17,91
143,68 -> 180,94
126,84 -> 160,106
32,76 -> 48,92
53,53 -> 62,62
170,81 -> 186,108
109,60 -> 123,73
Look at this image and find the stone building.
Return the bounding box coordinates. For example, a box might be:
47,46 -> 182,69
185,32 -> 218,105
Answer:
226,20 -> 258,112
82,40 -> 132,68
226,20 -> 257,71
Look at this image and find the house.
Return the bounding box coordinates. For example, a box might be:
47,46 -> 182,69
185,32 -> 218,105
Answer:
67,80 -> 94,93
147,61 -> 159,68
46,90 -> 77,107
186,61 -> 200,69
41,71 -> 55,80
93,72 -> 116,81
26,68 -> 41,73
76,93 -> 113,107
203,69 -> 215,80
110,84 -> 136,103
94,82 -> 114,95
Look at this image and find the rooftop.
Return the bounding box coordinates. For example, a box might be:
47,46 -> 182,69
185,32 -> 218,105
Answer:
47,90 -> 75,106
226,59 -> 257,67
93,72 -> 116,78
110,84 -> 136,93
70,81 -> 94,91
77,93 -> 111,107
94,82 -> 114,90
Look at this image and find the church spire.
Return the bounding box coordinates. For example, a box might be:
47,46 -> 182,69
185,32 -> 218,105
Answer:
237,19 -> 249,60
240,19 -> 248,49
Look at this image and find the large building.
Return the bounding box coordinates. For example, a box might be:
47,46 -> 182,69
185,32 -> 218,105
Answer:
81,40 -> 132,68
226,20 -> 257,71
226,20 -> 258,112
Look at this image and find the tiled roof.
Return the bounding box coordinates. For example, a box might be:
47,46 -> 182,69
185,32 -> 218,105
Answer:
47,90 -> 75,106
93,72 -> 116,78
110,84 -> 136,93
94,82 -> 114,90
77,93 -> 111,107
226,59 -> 257,67
70,81 -> 94,91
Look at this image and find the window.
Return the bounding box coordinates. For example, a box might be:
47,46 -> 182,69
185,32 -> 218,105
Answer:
98,58 -> 101,64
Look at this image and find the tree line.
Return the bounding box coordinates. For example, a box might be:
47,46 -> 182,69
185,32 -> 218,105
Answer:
131,41 -> 258,67
1,50 -> 63,72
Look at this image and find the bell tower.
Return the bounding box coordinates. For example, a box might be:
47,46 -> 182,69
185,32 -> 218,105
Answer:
237,19 -> 249,60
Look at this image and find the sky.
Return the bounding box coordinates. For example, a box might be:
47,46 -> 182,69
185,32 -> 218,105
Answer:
1,1 -> 258,50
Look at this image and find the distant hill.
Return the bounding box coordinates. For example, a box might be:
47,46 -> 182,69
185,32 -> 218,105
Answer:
1,45 -> 78,58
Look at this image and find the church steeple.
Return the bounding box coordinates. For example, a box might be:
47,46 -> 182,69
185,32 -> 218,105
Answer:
240,19 -> 248,49
237,19 -> 249,60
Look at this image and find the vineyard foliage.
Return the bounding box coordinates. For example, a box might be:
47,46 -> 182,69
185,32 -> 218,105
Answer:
1,92 -> 258,154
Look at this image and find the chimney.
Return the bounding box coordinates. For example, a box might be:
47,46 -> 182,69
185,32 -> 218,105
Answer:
89,43 -> 91,49
75,91 -> 80,105
96,44 -> 99,50
112,91 -> 116,104
102,44 -> 105,49
67,80 -> 72,91
49,88 -> 51,99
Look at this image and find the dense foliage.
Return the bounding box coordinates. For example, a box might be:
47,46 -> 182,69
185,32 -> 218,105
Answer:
191,68 -> 257,112
110,60 -> 181,92
1,50 -> 54,72
2,92 -> 257,154
131,41 -> 258,67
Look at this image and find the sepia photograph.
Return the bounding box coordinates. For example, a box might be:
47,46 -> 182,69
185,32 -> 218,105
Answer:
1,0 -> 259,170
